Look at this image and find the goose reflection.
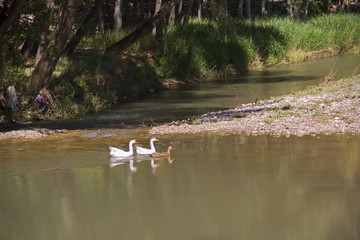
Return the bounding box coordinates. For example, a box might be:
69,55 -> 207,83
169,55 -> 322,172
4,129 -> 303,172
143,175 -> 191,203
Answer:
151,156 -> 174,164
109,157 -> 139,172
108,153 -> 174,172
151,159 -> 160,169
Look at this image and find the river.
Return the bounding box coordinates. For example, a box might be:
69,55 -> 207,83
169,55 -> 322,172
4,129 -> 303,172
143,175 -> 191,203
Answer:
0,55 -> 359,240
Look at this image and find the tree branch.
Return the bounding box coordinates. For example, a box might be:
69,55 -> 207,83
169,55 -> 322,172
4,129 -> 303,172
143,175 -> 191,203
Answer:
104,0 -> 177,55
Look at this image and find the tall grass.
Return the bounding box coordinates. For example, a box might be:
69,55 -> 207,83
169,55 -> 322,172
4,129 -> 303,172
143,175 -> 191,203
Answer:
159,13 -> 360,80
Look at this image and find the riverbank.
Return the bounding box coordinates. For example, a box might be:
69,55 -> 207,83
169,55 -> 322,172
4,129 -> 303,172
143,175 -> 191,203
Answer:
150,75 -> 360,137
1,74 -> 359,140
2,14 -> 360,125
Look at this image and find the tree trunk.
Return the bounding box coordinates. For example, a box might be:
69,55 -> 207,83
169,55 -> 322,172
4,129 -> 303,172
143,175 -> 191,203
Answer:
183,0 -> 194,28
31,0 -> 80,90
168,1 -> 176,26
238,0 -> 244,19
152,0 -> 162,36
197,0 -> 202,20
132,0 -> 139,23
35,0 -> 55,67
260,0 -> 266,17
0,0 -> 27,40
20,39 -> 38,60
304,0 -> 309,18
114,0 -> 123,31
202,0 -> 209,18
287,0 -> 293,18
96,0 -> 105,33
293,0 -> 299,20
178,0 -> 183,19
63,7 -> 97,56
124,0 -> 131,26
105,1 -> 176,55
147,0 -> 152,18
246,0 -> 251,19
139,0 -> 144,20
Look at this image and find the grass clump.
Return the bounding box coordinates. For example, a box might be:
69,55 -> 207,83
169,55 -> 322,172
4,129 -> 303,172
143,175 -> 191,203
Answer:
232,112 -> 247,118
282,104 -> 291,110
264,118 -> 275,124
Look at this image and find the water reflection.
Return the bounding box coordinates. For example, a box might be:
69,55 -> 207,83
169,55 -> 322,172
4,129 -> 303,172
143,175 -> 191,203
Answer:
109,157 -> 138,172
109,155 -> 175,174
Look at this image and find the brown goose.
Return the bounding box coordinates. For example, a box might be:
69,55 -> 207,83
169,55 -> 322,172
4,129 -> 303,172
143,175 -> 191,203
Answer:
150,146 -> 174,158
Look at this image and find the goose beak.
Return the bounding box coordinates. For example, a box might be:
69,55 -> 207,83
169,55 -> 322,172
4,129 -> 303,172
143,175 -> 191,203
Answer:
134,140 -> 138,143
155,138 -> 159,141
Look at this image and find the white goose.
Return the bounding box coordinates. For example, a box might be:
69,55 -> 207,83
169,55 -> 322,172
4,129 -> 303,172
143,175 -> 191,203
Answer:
136,138 -> 159,155
109,139 -> 138,157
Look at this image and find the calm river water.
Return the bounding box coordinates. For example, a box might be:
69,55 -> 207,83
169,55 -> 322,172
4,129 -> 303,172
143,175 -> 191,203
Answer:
1,55 -> 360,240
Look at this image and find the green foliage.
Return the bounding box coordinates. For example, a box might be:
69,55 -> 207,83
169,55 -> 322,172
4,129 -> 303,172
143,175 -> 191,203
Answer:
78,31 -> 129,51
49,52 -> 159,117
159,17 -> 289,79
0,60 -> 27,89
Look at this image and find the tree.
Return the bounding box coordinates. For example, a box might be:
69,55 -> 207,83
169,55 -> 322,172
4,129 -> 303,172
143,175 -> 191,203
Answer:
153,0 -> 162,36
95,0 -> 105,33
178,0 -> 184,20
183,0 -> 194,28
0,0 -> 27,40
124,0 -> 131,26
260,0 -> 266,17
168,0 -> 176,26
132,0 -> 139,23
197,0 -> 202,20
238,0 -> 244,19
114,0 -> 123,31
105,0 -> 177,55
147,0 -> 152,18
287,0 -> 293,18
35,0 -> 55,67
63,7 -> 97,56
246,0 -> 251,18
293,0 -> 300,19
31,0 -> 80,90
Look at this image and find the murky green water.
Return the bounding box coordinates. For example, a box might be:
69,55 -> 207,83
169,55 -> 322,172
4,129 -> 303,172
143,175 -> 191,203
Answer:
1,55 -> 360,239
1,135 -> 359,240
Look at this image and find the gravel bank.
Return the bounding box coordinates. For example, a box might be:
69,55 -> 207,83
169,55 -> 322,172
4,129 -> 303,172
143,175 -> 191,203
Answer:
150,76 -> 360,137
0,128 -> 64,140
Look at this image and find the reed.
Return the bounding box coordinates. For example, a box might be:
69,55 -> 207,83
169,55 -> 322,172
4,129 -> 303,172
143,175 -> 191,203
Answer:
158,13 -> 360,79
